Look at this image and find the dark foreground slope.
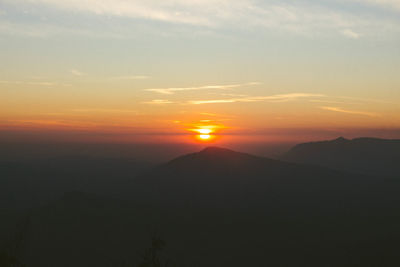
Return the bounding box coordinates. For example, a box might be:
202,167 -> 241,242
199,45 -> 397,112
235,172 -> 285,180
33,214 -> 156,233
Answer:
0,157 -> 152,209
3,147 -> 400,266
282,137 -> 400,176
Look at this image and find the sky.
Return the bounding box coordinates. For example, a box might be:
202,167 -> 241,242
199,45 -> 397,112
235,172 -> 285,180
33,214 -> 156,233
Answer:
1,0 -> 400,148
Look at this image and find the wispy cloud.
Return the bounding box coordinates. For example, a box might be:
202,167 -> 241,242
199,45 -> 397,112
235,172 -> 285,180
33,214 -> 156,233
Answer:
0,80 -> 70,87
341,29 -> 361,39
309,99 -> 362,105
145,82 -> 260,95
199,112 -> 220,117
334,95 -> 394,104
199,112 -> 234,118
189,93 -> 324,105
70,69 -> 86,76
31,0 -> 215,26
110,75 -> 150,80
5,119 -> 84,128
143,99 -> 174,104
71,108 -> 138,113
4,0 -> 396,38
320,106 -> 379,117
0,20 -> 127,38
356,0 -> 400,11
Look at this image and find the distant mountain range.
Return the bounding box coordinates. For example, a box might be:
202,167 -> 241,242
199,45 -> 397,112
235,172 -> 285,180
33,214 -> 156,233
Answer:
282,137 -> 400,176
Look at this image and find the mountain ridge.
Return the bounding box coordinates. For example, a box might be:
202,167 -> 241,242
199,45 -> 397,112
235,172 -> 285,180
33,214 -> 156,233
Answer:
282,136 -> 400,176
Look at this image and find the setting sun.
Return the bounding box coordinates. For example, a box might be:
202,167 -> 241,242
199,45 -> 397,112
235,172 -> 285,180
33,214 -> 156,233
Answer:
199,134 -> 211,140
197,129 -> 212,134
190,126 -> 219,142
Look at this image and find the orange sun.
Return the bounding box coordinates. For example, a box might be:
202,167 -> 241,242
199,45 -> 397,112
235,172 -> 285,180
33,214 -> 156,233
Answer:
197,129 -> 212,134
188,123 -> 225,142
192,128 -> 214,141
199,134 -> 211,140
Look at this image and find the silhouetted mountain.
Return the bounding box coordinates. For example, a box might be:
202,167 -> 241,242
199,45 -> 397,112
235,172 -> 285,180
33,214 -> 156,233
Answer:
115,146 -> 400,266
3,147 -> 400,266
282,137 -> 400,176
134,146 -> 371,204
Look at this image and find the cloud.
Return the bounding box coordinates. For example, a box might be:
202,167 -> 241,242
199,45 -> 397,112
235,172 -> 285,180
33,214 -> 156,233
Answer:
110,75 -> 150,80
71,108 -> 138,113
335,95 -> 394,104
0,80 -> 70,86
356,0 -> 400,11
5,119 -> 81,128
70,69 -> 86,76
309,99 -> 362,105
200,112 -> 223,117
8,0 -> 217,26
320,106 -> 379,117
341,29 -> 361,39
189,93 -> 324,105
145,82 -> 260,95
4,0 -> 397,38
0,19 -> 129,38
143,99 -> 174,104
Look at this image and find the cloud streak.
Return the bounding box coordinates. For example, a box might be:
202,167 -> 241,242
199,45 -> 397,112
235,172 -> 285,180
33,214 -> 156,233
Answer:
341,29 -> 361,39
145,82 -> 260,95
8,0 -> 217,26
320,106 -> 379,117
70,69 -> 86,76
110,75 -> 150,80
71,108 -> 139,114
189,93 -> 324,105
0,80 -> 70,87
143,99 -> 174,105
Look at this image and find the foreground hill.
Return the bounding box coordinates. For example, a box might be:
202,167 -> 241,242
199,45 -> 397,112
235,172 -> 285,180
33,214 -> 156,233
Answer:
282,137 -> 400,176
3,147 -> 400,266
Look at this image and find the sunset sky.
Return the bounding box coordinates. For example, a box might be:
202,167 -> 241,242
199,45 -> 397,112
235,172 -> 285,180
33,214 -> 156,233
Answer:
1,0 -> 400,146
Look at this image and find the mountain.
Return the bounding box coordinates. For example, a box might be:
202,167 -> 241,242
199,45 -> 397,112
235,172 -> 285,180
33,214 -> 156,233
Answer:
131,146 -> 368,208
121,147 -> 400,266
282,137 -> 400,176
3,147 -> 400,266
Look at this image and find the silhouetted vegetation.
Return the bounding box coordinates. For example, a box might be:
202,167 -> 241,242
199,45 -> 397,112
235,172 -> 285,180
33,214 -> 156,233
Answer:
138,237 -> 175,267
0,249 -> 25,267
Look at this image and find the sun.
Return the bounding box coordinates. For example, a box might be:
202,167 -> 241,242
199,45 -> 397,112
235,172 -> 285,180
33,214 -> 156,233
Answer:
197,128 -> 212,134
187,124 -> 223,142
199,134 -> 211,140
193,128 -> 214,141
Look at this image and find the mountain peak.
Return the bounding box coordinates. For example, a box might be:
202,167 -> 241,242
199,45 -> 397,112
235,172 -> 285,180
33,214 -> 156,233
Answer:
200,147 -> 235,154
333,136 -> 348,142
159,146 -> 290,179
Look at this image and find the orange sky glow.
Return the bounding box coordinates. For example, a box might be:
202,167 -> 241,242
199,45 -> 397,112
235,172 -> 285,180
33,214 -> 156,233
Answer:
1,0 -> 400,147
